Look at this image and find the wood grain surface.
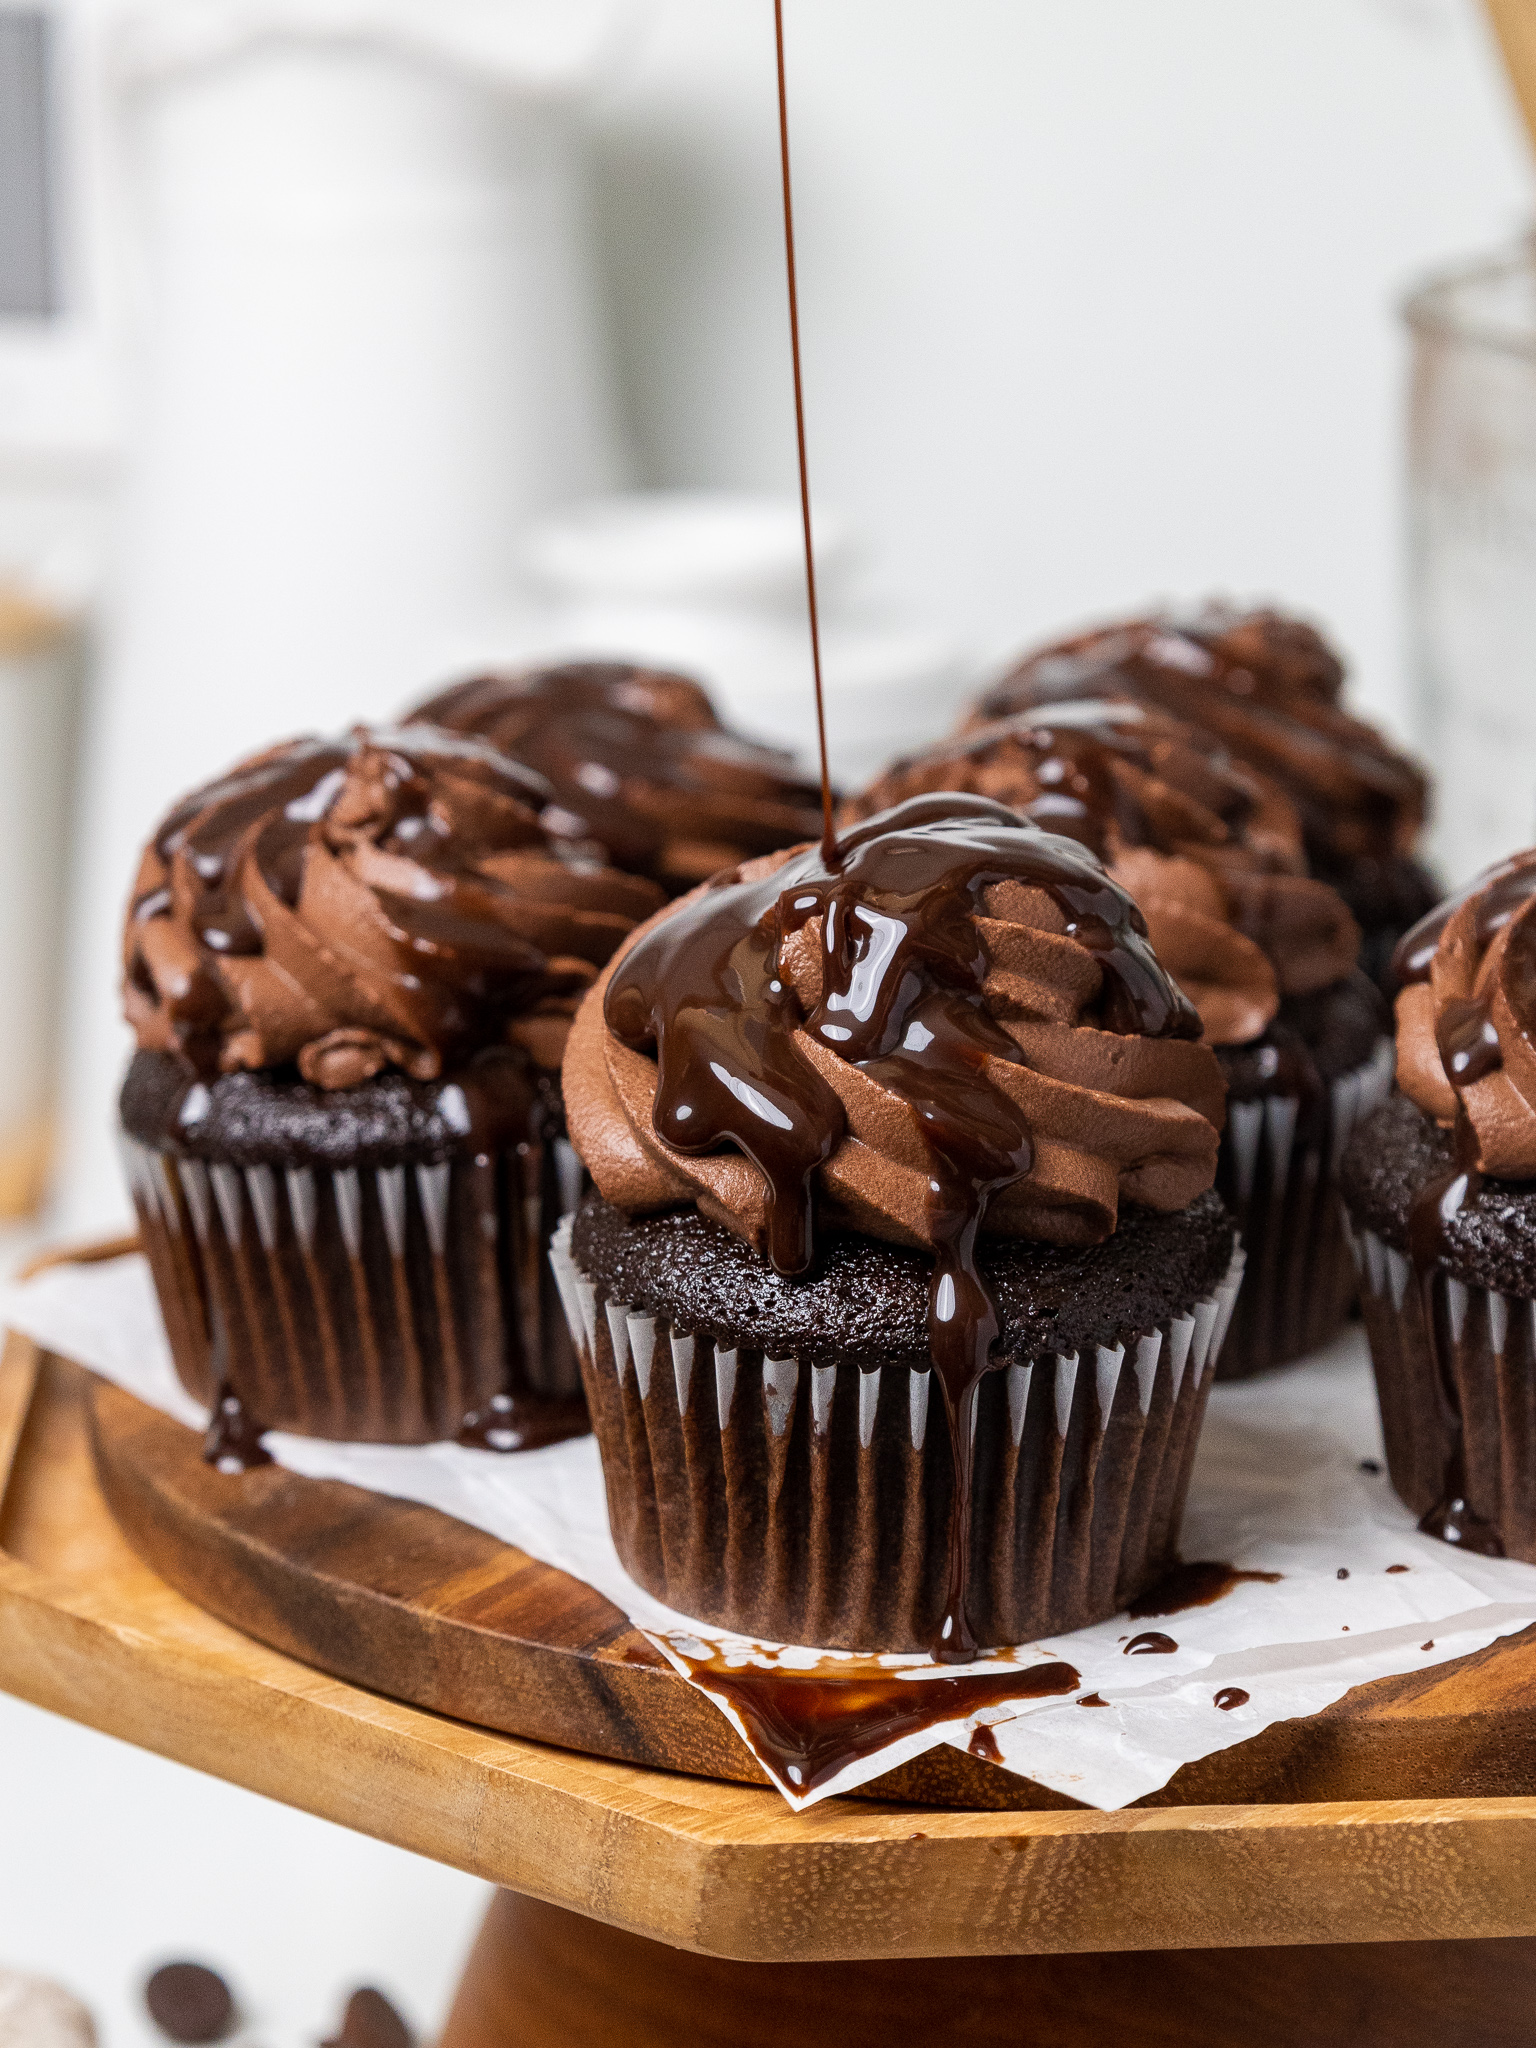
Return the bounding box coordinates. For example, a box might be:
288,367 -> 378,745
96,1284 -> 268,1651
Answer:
442,1891 -> 1536,2048
8,1332 -> 1536,1959
87,1354 -> 1536,1812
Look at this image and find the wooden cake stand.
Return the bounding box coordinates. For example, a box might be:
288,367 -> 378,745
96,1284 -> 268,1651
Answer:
7,1245 -> 1536,2045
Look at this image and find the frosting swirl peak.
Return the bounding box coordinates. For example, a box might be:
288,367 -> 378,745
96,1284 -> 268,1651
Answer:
566,794 -> 1224,1263
844,701 -> 1360,1045
976,607 -> 1428,878
1393,850 -> 1536,1178
124,727 -> 664,1087
409,659 -> 826,893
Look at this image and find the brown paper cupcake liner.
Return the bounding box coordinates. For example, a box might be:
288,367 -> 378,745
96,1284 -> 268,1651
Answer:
1215,1036 -> 1394,1380
1348,1217 -> 1536,1562
122,1132 -> 586,1444
551,1218 -> 1245,1651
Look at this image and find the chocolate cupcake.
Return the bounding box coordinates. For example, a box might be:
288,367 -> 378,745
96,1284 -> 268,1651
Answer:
409,660 -> 826,895
1342,850 -> 1536,1559
845,703 -> 1391,1377
556,792 -> 1242,1653
120,727 -> 662,1455
975,604 -> 1439,991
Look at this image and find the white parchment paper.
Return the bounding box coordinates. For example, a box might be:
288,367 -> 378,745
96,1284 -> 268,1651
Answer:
8,1253 -> 1536,1811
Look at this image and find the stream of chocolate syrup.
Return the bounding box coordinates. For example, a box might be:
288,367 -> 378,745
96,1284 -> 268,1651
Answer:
1386,861 -> 1536,1556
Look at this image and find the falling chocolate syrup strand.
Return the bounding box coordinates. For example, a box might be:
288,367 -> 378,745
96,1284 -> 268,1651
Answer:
773,0 -> 836,865
606,792 -> 1200,1658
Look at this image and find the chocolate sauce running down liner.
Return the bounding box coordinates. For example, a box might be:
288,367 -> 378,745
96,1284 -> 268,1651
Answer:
606,793 -> 1200,1659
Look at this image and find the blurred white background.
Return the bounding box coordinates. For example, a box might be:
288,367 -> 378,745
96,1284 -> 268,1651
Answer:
1,0 -> 1534,2039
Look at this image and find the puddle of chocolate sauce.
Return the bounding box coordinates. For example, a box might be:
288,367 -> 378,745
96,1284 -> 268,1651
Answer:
673,1654 -> 1079,1796
1125,1559 -> 1281,1618
1123,1631 -> 1177,1656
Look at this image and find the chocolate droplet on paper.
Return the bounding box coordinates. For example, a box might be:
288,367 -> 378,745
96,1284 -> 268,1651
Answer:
323,1989 -> 413,2048
144,1965 -> 235,2044
1213,1687 -> 1250,1711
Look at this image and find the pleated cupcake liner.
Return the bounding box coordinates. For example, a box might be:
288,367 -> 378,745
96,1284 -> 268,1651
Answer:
1347,1215 -> 1536,1562
121,1130 -> 587,1444
551,1217 -> 1246,1652
1215,1036 -> 1395,1380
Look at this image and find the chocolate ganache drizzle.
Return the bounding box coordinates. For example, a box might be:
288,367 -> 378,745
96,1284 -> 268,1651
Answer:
124,726 -> 663,1086
409,661 -> 826,895
594,792 -> 1218,1658
1385,850 -> 1536,1554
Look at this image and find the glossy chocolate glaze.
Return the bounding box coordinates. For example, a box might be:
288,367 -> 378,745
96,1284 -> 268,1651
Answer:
670,1647 -> 1079,1796
604,793 -> 1200,1658
1124,1559 -> 1282,1618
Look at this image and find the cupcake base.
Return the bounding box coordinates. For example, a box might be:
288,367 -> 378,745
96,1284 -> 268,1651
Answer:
1344,1094 -> 1536,1560
121,1049 -> 586,1449
1214,977 -> 1392,1380
555,1191 -> 1242,1652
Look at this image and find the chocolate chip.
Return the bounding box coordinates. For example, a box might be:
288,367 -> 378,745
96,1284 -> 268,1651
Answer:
323,1988 -> 412,2048
144,1964 -> 235,2044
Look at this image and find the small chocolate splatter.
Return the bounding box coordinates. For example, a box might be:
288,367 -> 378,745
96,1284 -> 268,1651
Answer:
1124,1631 -> 1177,1656
1342,1625 -> 1350,1631
1386,1564 -> 1410,1573
144,1964 -> 235,2044
1213,1687 -> 1249,1712
1359,1459 -> 1382,1474
323,1990 -> 413,2048
1422,1640 -> 1435,1652
1337,1568 -> 1350,1579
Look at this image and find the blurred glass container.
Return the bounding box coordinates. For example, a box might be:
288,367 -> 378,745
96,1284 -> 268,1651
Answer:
0,584 -> 80,1218
1406,242 -> 1536,889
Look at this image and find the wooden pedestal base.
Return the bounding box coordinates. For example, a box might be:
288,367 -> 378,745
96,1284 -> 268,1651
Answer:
441,1892 -> 1536,2048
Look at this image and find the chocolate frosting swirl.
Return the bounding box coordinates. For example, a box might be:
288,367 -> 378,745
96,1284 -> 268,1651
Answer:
565,795 -> 1225,1260
124,728 -> 664,1088
845,701 -> 1360,1045
975,606 -> 1428,880
409,660 -> 827,894
1393,850 -> 1536,1178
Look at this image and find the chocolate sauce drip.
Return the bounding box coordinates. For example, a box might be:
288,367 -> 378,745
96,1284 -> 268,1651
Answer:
1386,1562 -> 1410,1571
1213,1687 -> 1249,1711
457,1390 -> 589,1453
673,1653 -> 1078,1797
1406,1116 -> 1506,1557
1125,1559 -> 1282,1618
1437,996 -> 1503,1087
1123,1631 -> 1178,1655
968,1722 -> 1005,1763
204,1384 -> 273,1474
1078,1691 -> 1110,1707
606,793 -> 1199,1659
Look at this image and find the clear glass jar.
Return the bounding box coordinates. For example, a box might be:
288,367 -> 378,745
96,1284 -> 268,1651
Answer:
1406,243 -> 1536,888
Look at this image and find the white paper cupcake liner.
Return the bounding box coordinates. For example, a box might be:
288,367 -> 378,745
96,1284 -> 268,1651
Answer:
551,1217 -> 1245,1652
121,1130 -> 586,1443
1216,1035 -> 1394,1379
